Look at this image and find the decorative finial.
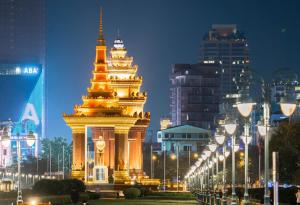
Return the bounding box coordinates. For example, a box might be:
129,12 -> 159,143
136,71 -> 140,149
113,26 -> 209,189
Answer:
98,7 -> 105,46
117,28 -> 120,39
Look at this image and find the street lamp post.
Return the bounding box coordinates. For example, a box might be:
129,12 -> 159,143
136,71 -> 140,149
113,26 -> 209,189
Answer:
258,102 -> 272,205
237,95 -> 256,205
208,142 -> 217,204
163,142 -> 166,191
63,145 -> 65,179
224,121 -> 237,205
1,132 -> 36,205
176,144 -> 179,192
150,144 -> 153,178
203,150 -> 211,202
15,135 -> 23,204
215,132 -> 226,205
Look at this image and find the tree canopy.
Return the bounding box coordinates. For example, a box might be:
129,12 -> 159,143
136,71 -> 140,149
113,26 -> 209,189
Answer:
269,120 -> 300,184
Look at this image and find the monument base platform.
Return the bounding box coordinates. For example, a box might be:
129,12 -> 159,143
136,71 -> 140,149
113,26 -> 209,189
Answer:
71,170 -> 84,180
113,170 -> 131,184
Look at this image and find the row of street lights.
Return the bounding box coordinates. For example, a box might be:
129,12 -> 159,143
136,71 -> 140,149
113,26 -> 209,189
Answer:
185,93 -> 299,205
151,144 -> 199,191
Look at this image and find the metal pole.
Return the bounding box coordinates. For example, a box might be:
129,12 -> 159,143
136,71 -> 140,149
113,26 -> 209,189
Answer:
212,157 -> 215,191
176,144 -> 179,192
222,145 -> 227,205
63,145 -> 65,179
216,152 -> 219,188
17,138 -> 23,204
58,154 -> 60,178
259,144 -> 261,187
163,143 -> 166,191
49,143 -> 52,176
150,144 -> 153,178
264,103 -> 270,205
188,146 -> 191,168
36,152 -> 39,175
244,122 -> 250,205
207,160 -> 211,204
231,134 -> 237,205
69,151 -> 71,176
272,152 -> 279,205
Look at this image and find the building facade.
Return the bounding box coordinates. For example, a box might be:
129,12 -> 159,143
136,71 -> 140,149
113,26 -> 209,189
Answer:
64,12 -> 151,184
0,0 -> 45,163
170,62 -> 220,129
0,0 -> 45,64
200,24 -> 251,101
157,125 -> 210,154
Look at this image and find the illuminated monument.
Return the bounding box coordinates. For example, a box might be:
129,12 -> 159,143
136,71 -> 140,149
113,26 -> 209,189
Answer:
64,11 -> 150,184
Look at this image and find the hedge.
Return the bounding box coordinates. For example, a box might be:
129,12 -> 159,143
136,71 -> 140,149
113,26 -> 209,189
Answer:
123,188 -> 141,199
33,179 -> 86,195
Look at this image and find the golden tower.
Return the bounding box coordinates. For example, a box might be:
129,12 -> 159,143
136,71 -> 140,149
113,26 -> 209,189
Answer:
63,10 -> 150,184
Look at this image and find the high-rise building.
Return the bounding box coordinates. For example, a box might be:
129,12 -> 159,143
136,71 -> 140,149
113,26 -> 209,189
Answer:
200,24 -> 251,101
170,62 -> 220,129
271,68 -> 299,104
269,68 -> 300,121
0,0 -> 45,64
0,0 -> 45,163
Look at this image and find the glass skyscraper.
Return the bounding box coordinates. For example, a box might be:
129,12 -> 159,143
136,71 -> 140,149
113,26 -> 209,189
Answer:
0,0 -> 45,165
200,24 -> 251,101
170,62 -> 220,129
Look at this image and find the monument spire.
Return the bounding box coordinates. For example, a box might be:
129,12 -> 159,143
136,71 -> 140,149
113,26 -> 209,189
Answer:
98,7 -> 105,46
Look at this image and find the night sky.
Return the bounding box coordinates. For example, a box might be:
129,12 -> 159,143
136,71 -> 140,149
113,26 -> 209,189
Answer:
46,0 -> 300,140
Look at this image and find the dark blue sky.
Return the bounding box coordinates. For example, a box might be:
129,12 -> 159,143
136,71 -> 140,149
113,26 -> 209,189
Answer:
46,0 -> 300,140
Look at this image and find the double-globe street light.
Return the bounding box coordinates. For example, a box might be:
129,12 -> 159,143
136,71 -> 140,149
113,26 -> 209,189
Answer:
215,130 -> 227,205
224,119 -> 239,205
1,132 -> 36,204
256,93 -> 297,205
236,95 -> 256,205
279,94 -> 297,120
208,141 -> 218,205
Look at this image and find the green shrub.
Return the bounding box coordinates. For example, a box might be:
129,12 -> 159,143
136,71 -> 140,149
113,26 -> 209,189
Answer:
123,187 -> 141,199
108,175 -> 114,184
33,179 -> 85,195
33,179 -> 64,195
86,191 -> 101,200
61,179 -> 86,194
133,183 -> 149,196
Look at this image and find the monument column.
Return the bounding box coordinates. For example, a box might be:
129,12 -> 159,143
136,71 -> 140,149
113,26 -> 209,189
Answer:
71,126 -> 85,179
114,127 -> 129,171
114,126 -> 130,183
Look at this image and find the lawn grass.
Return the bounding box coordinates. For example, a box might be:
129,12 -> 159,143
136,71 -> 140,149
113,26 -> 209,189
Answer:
88,199 -> 198,205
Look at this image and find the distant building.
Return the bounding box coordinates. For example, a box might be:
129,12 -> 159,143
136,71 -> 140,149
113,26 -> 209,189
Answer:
157,125 -> 211,154
160,118 -> 171,130
271,68 -> 299,104
270,68 -> 300,121
200,24 -> 251,102
170,62 -> 220,129
0,0 -> 45,64
0,119 -> 38,168
0,121 -> 13,167
0,0 -> 45,164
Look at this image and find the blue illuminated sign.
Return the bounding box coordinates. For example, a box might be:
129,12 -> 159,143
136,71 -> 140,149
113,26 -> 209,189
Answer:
15,66 -> 39,75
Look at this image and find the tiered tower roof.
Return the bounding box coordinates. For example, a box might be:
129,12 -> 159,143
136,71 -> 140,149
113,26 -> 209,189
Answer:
65,10 -> 149,120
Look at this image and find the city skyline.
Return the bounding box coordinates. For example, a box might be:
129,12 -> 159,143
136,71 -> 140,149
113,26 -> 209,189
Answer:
31,0 -> 300,139
0,1 -> 300,203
